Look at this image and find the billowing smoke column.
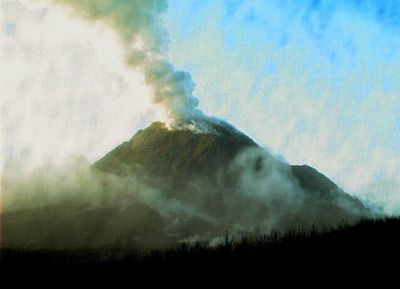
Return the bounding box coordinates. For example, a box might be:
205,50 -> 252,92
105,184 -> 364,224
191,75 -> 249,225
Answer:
53,0 -> 199,121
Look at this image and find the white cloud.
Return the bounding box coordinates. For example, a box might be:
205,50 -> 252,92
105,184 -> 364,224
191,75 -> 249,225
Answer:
0,0 -> 163,172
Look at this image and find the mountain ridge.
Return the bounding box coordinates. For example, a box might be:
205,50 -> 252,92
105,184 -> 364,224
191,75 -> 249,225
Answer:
93,118 -> 369,218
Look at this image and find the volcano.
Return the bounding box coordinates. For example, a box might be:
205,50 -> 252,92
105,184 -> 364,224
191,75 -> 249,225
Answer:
3,116 -> 371,250
94,116 -> 369,225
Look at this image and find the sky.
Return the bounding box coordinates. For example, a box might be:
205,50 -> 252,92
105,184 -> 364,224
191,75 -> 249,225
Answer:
1,0 -> 399,213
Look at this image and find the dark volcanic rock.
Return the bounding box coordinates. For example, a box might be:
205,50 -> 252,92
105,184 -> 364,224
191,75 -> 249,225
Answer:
94,117 -> 369,217
93,120 -> 257,178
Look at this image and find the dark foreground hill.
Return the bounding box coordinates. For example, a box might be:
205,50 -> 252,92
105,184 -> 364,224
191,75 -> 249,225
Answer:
2,217 -> 399,273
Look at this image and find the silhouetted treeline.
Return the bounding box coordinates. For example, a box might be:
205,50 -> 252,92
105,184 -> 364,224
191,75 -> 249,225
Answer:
2,217 -> 400,274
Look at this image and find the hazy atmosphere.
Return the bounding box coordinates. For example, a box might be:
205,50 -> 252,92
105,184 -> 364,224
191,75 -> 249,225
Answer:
1,0 -> 399,250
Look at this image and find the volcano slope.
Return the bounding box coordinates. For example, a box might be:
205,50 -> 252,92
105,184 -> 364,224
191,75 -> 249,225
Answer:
93,117 -> 369,231
3,117 -> 371,250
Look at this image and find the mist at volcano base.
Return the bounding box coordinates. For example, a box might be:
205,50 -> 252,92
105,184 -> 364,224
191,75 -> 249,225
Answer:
3,118 -> 370,249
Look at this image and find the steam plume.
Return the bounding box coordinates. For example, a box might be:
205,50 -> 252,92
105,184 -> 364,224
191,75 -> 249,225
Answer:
53,0 -> 199,120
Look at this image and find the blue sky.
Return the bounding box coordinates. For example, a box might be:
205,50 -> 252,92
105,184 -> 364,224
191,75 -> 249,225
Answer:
163,0 -> 400,211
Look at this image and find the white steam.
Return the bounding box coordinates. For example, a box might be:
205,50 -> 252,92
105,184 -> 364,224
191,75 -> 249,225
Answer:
51,0 -> 199,120
0,0 -> 163,171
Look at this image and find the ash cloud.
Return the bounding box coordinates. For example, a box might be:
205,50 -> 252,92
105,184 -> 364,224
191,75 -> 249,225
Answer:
52,0 -> 199,121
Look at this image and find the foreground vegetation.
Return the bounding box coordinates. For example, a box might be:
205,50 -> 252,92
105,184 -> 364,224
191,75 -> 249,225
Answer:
2,217 -> 400,273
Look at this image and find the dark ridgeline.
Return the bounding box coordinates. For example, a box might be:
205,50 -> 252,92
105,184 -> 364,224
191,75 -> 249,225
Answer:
2,218 -> 400,273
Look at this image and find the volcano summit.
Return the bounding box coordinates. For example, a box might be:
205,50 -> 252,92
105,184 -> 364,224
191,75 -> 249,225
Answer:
94,116 -> 369,231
